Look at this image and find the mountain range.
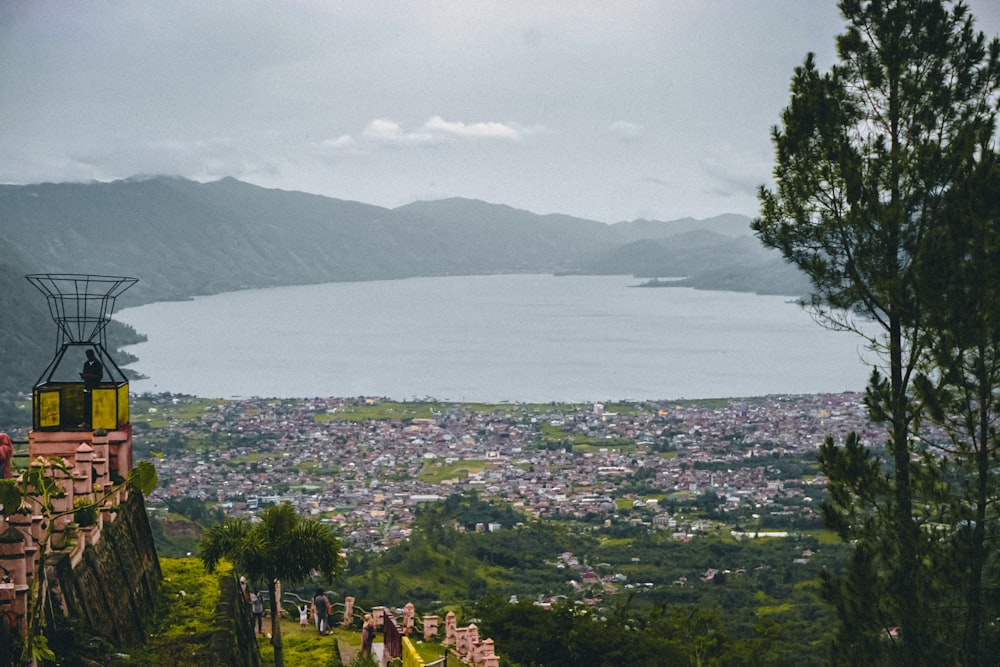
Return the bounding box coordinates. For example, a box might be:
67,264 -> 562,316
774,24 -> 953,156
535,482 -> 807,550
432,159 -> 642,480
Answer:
0,176 -> 808,393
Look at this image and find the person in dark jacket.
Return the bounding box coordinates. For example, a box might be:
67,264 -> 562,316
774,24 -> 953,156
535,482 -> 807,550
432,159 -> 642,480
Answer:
250,591 -> 264,634
313,590 -> 330,634
79,350 -> 103,427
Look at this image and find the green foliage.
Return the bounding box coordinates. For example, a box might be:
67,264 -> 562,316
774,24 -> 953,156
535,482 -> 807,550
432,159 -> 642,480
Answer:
0,479 -> 20,516
475,597 -> 694,667
124,557 -> 227,666
340,489 -> 844,664
73,497 -> 98,527
198,503 -> 343,667
756,1 -> 1000,664
165,496 -> 226,525
147,511 -> 206,558
416,460 -> 493,484
199,503 -> 342,586
422,491 -> 526,531
316,400 -> 577,423
910,149 -> 1000,666
1,456 -> 160,666
345,513 -> 588,610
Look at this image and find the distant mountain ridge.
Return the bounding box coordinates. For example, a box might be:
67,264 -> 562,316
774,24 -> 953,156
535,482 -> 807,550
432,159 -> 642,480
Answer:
0,176 -> 809,392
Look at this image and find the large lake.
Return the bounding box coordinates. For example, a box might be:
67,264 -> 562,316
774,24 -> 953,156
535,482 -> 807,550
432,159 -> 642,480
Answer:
114,274 -> 876,403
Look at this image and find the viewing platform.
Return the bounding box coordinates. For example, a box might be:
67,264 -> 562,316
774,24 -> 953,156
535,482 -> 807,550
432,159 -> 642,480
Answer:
26,274 -> 136,432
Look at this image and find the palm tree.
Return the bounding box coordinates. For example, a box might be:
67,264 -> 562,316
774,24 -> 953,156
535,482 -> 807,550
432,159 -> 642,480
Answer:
198,503 -> 343,667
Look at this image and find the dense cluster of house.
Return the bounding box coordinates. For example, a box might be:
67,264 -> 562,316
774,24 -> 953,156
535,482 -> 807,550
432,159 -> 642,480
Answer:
139,392 -> 878,550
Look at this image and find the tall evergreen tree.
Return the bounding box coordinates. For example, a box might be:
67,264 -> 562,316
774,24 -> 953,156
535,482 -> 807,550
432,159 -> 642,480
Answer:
754,1 -> 1000,664
912,150 -> 1000,665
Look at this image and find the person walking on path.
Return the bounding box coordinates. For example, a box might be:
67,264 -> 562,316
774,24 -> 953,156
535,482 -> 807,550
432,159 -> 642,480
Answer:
313,589 -> 330,634
250,591 -> 264,634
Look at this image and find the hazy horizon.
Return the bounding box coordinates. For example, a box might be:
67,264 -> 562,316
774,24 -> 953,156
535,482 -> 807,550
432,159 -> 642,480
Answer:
4,2 -> 998,224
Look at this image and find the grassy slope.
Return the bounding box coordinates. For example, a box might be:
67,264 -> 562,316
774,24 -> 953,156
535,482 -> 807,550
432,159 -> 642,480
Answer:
129,558 -> 445,667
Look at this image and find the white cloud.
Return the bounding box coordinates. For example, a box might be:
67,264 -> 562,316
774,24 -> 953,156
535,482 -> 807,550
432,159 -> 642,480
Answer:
609,121 -> 643,141
321,135 -> 355,150
356,116 -> 529,148
361,119 -> 437,146
422,116 -> 522,140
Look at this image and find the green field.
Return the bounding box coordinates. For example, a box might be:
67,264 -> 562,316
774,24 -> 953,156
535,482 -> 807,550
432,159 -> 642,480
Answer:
417,460 -> 496,483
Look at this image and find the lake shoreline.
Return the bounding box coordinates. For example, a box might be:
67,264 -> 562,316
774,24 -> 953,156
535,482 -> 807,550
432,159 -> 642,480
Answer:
116,274 -> 874,403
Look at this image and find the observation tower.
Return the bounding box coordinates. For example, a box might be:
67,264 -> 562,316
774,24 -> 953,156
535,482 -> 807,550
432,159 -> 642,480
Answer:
25,274 -> 138,475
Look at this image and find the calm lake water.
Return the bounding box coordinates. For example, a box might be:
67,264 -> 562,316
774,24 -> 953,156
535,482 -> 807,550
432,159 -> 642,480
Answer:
114,274 -> 876,402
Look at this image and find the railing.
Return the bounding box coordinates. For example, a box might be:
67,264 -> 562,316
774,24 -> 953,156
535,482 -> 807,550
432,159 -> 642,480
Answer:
384,612 -> 403,661
250,593 -> 495,666
401,636 -> 427,667
8,440 -> 29,469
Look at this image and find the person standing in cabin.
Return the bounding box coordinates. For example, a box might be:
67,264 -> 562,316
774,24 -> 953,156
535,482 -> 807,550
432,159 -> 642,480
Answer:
79,349 -> 103,427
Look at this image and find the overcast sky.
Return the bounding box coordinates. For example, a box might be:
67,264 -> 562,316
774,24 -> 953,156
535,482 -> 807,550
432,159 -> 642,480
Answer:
2,1 -> 999,223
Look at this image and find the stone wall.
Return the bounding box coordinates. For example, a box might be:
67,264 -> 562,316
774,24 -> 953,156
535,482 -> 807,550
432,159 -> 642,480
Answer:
43,492 -> 259,666
206,574 -> 261,667
47,491 -> 161,646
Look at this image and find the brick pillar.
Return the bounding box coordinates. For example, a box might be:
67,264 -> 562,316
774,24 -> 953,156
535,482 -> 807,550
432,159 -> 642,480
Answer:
403,602 -> 414,634
0,524 -> 26,586
91,431 -> 110,489
445,610 -> 457,645
107,429 -> 132,482
7,514 -> 35,585
456,626 -> 470,656
476,638 -> 495,666
47,458 -> 74,549
372,605 -> 385,629
423,614 -> 439,640
73,443 -> 94,496
6,514 -> 32,552
468,623 -> 479,644
0,582 -> 27,636
343,596 -> 355,626
28,516 -> 43,579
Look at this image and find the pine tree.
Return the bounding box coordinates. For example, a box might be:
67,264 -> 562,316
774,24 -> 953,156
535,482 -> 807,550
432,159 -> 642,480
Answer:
912,150 -> 1000,665
754,1 -> 1000,664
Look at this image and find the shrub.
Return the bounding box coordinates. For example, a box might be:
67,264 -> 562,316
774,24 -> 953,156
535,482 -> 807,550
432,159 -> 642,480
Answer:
73,498 -> 98,527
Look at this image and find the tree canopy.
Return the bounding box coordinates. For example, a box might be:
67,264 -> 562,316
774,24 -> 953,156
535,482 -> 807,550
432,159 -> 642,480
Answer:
198,502 -> 342,667
754,1 -> 1000,664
